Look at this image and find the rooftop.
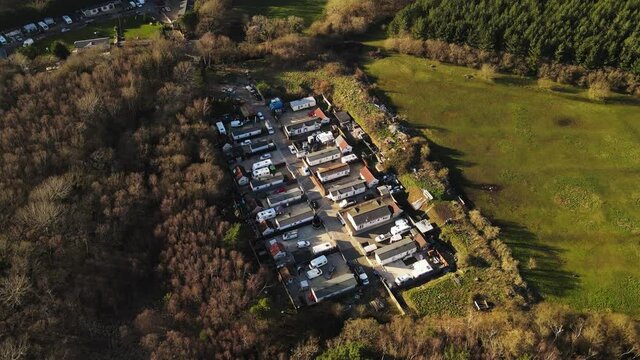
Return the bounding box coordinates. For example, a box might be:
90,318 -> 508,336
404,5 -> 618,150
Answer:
267,187 -> 304,205
374,238 -> 416,261
74,37 -> 110,49
250,173 -> 284,188
231,126 -> 262,136
274,203 -> 314,228
306,147 -> 341,163
345,197 -> 399,226
360,166 -> 377,183
334,111 -> 351,123
335,135 -> 350,151
316,162 -> 350,177
327,179 -> 367,196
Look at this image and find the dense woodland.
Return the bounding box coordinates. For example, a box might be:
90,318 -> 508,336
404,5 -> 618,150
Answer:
388,0 -> 640,74
0,1 -> 639,359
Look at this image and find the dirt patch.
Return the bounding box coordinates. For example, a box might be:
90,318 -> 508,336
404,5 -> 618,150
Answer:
555,117 -> 577,127
479,184 -> 503,192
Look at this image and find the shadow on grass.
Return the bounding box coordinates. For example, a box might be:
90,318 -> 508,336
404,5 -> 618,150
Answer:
496,220 -> 580,299
494,75 -> 537,87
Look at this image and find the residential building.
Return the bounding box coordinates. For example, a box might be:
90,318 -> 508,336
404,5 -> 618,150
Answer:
74,37 -> 110,51
250,173 -> 284,191
82,1 -> 119,17
309,272 -> 358,303
290,96 -> 316,111
231,127 -> 262,141
342,197 -> 402,233
284,119 -> 322,138
308,108 -> 330,124
267,187 -> 304,208
334,111 -> 352,128
327,180 -> 367,201
335,135 -> 352,154
274,204 -> 314,231
248,139 -> 275,154
360,166 -> 379,188
305,147 -> 341,166
316,163 -> 350,183
374,238 -> 416,265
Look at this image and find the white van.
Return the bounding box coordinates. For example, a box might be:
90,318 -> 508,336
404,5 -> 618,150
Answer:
230,120 -> 243,128
265,120 -> 274,135
310,255 -> 328,268
312,242 -> 335,255
216,121 -> 226,135
252,159 -> 272,171
252,167 -> 271,178
307,268 -> 322,279
23,38 -> 34,47
256,208 -> 276,222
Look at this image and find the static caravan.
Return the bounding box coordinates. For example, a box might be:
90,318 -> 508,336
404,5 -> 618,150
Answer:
289,96 -> 316,111
316,163 -> 350,183
327,180 -> 367,202
305,147 -> 341,166
252,159 -> 273,171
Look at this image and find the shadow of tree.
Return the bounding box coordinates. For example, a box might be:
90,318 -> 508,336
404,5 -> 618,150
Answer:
495,220 -> 580,299
494,75 -> 537,87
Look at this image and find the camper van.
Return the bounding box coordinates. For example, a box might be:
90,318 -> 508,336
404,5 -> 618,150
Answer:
252,159 -> 272,171
256,208 -> 276,222
341,154 -> 358,163
309,255 -> 328,268
216,122 -> 226,135
312,242 -> 335,255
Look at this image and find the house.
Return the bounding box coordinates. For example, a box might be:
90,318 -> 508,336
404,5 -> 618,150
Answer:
327,180 -> 367,201
305,147 -> 341,166
250,173 -> 284,191
284,119 -> 322,138
248,139 -> 275,154
310,272 -> 358,303
290,96 -> 316,111
267,187 -> 304,208
342,197 -> 402,233
308,108 -> 330,124
231,127 -> 262,141
360,167 -> 379,188
335,135 -> 352,154
74,37 -> 110,51
410,229 -> 428,249
274,204 -> 314,231
82,1 -> 119,17
334,111 -> 352,128
316,163 -> 350,183
374,238 -> 416,265
233,166 -> 249,186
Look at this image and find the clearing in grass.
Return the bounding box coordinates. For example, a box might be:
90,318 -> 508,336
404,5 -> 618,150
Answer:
365,53 -> 640,316
234,0 -> 327,25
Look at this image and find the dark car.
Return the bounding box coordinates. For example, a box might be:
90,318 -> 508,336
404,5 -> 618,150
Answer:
363,193 -> 375,201
309,200 -> 319,209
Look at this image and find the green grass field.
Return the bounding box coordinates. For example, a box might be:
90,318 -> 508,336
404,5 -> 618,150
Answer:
365,54 -> 640,316
35,15 -> 162,51
234,0 -> 326,25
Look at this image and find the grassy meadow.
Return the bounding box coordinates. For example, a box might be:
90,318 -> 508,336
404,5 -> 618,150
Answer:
365,54 -> 640,316
234,0 -> 327,25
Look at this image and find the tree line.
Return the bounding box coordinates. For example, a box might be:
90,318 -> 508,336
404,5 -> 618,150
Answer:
388,0 -> 640,75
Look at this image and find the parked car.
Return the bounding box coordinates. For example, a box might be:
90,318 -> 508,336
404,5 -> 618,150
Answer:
283,230 -> 298,240
0,35 -> 7,45
296,240 -> 310,249
60,27 -> 71,33
37,21 -> 49,31
260,153 -> 272,160
339,199 -> 356,208
257,112 -> 265,120
306,268 -> 322,279
308,200 -> 318,209
288,145 -> 296,154
241,139 -> 252,146
375,233 -> 391,243
355,266 -> 369,285
23,38 -> 34,47
230,120 -> 243,128
62,15 -> 73,24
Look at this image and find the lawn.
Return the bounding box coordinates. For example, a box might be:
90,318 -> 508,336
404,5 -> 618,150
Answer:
234,0 -> 326,25
35,14 -> 162,51
365,54 -> 640,316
